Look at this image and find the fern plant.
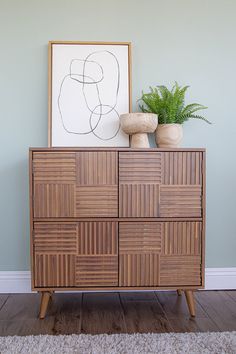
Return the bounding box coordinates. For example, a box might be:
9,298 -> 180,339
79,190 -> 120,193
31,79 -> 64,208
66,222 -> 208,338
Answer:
139,82 -> 211,124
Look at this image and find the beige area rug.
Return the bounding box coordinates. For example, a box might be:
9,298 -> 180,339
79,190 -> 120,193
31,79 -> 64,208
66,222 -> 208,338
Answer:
0,332 -> 236,354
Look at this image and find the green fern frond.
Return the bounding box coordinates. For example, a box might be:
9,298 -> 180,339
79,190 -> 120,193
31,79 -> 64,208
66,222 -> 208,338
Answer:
138,82 -> 211,125
189,114 -> 212,124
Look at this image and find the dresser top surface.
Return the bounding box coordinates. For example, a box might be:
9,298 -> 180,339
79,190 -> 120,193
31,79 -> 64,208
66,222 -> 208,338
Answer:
29,147 -> 206,152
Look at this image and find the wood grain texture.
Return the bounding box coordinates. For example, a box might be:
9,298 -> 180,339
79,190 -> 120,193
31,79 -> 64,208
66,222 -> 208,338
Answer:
185,290 -> 196,317
119,152 -> 162,184
33,151 -> 118,218
160,255 -> 201,286
119,222 -> 162,254
3,291 -> 234,335
39,292 -> 51,319
120,292 -> 173,333
34,184 -> 75,218
119,184 -> 159,217
76,256 -> 118,286
195,291 -> 236,331
34,222 -> 78,254
76,221 -> 118,286
34,254 -> 75,287
160,185 -> 202,217
76,151 -> 117,185
33,152 -> 76,183
162,222 -> 201,255
119,254 -> 159,287
76,186 -> 118,217
119,223 -> 161,287
162,152 -> 202,185
155,291 -> 219,333
78,221 -> 117,255
81,293 -> 127,334
30,148 -> 205,297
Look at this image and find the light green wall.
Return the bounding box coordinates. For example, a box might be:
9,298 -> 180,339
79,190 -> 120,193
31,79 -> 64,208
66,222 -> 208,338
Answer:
0,0 -> 236,270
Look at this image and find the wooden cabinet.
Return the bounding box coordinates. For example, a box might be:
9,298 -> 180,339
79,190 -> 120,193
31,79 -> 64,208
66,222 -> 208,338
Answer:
29,148 -> 205,318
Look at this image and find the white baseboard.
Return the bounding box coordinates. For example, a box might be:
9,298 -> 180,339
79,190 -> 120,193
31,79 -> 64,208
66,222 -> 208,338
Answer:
0,271 -> 31,293
0,268 -> 235,293
205,268 -> 236,290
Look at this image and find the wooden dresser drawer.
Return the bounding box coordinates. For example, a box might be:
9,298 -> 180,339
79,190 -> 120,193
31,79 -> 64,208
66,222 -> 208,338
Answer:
33,220 -> 202,288
33,221 -> 118,287
32,151 -> 118,218
119,151 -> 202,218
119,221 -> 202,287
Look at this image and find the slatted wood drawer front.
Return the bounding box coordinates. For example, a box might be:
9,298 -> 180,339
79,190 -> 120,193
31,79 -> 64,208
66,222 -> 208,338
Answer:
33,151 -> 118,218
75,221 -> 118,286
119,152 -> 161,217
119,151 -> 202,218
119,221 -> 202,287
34,221 -> 118,287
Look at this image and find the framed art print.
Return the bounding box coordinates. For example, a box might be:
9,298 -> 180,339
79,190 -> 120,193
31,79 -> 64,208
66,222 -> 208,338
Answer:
48,41 -> 131,147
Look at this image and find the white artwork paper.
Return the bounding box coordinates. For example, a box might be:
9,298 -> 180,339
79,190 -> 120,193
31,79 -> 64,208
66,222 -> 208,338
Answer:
50,43 -> 131,147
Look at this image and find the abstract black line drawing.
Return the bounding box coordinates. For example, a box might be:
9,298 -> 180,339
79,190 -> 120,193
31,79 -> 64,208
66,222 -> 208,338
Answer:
49,42 -> 131,147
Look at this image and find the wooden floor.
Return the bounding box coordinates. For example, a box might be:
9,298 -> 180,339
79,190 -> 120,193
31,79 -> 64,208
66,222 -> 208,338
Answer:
0,291 -> 236,336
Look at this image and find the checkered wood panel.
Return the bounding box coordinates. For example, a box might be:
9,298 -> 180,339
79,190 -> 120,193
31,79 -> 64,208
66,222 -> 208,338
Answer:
160,185 -> 202,217
33,152 -> 76,183
159,255 -> 201,286
76,151 -> 117,185
34,222 -> 78,254
119,152 -> 203,218
119,184 -> 159,217
162,222 -> 201,255
119,221 -> 202,287
162,151 -> 202,185
33,151 -> 118,218
31,150 -> 204,290
34,254 -> 75,287
33,221 -> 118,287
75,256 -> 118,286
78,221 -> 117,255
34,184 -> 76,218
119,152 -> 162,184
76,186 -> 118,217
119,222 -> 162,254
119,254 -> 160,287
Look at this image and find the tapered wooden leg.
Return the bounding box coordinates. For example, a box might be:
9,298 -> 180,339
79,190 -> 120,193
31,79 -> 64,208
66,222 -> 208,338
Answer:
184,290 -> 196,317
39,291 -> 51,319
177,289 -> 182,296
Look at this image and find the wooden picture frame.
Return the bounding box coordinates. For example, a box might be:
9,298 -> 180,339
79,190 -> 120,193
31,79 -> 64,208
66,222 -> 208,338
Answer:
48,41 -> 132,147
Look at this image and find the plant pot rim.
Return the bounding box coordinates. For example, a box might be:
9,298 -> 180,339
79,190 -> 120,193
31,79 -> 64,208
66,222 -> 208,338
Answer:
158,123 -> 183,127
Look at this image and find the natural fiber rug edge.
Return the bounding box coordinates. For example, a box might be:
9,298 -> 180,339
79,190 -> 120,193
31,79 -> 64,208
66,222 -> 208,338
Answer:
0,331 -> 236,354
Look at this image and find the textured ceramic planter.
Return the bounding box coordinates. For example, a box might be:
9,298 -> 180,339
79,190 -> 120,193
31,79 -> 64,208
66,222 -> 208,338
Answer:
120,113 -> 158,148
156,124 -> 183,148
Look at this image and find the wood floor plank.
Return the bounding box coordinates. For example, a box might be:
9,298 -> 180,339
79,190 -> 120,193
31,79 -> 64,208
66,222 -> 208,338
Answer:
0,294 -> 54,336
0,294 -> 41,320
0,295 -> 9,312
120,291 -> 173,333
155,291 -> 207,318
0,319 -> 55,336
51,293 -> 82,335
225,290 -> 236,302
81,292 -> 127,334
0,291 -> 235,336
155,291 -> 219,332
195,291 -> 236,331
